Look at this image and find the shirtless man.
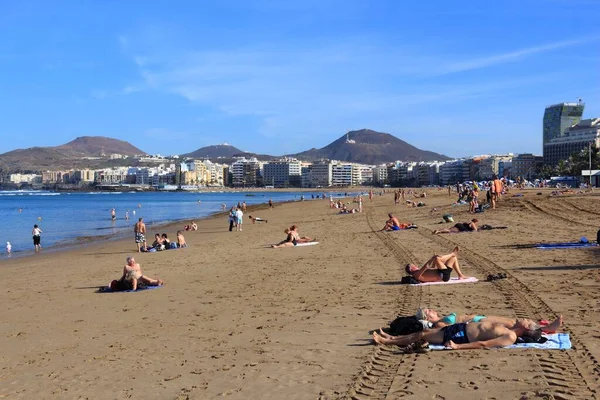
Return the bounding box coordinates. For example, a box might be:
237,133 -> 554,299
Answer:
121,256 -> 164,291
373,318 -> 543,350
405,247 -> 467,282
111,208 -> 116,221
134,218 -> 147,252
381,213 -> 401,231
248,215 -> 268,224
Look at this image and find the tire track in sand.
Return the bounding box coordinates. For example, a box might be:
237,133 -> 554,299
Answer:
341,207 -> 422,399
521,199 -> 598,228
419,229 -> 600,400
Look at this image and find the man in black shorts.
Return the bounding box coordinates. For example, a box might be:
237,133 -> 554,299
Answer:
373,318 -> 543,350
404,247 -> 467,283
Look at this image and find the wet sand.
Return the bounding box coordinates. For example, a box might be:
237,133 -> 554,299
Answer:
1,189 -> 599,399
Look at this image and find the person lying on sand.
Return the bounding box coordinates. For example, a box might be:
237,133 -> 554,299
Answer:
248,215 -> 268,224
120,256 -> 164,291
373,318 -> 543,350
405,247 -> 467,282
381,213 -> 401,231
416,308 -> 563,333
433,219 -> 478,234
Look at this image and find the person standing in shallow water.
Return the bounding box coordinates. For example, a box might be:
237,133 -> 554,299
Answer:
32,224 -> 42,251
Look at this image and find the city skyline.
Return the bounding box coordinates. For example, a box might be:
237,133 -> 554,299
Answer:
1,1 -> 599,158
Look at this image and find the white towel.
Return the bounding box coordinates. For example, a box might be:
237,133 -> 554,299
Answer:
409,276 -> 479,286
429,333 -> 571,350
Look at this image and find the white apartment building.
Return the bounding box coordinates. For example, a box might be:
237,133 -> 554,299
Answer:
303,161 -> 332,188
372,166 -> 388,185
9,173 -> 41,184
231,157 -> 260,187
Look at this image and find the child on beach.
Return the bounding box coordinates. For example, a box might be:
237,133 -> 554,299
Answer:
177,231 -> 187,248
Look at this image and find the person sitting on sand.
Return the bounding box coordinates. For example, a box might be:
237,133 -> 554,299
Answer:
120,256 -> 164,291
248,215 -> 268,224
271,228 -> 295,248
151,233 -> 164,250
415,308 -> 563,333
432,219 -> 479,234
290,225 -> 315,243
190,221 -> 198,231
373,318 -> 544,350
161,233 -> 171,249
176,231 -> 187,248
405,247 -> 467,283
382,213 -> 401,231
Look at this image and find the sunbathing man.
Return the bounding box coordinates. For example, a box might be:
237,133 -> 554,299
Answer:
381,213 -> 401,231
415,308 -> 563,333
373,318 -> 543,350
405,247 -> 467,282
248,215 -> 268,224
433,219 -> 478,234
176,231 -> 187,248
121,256 -> 164,291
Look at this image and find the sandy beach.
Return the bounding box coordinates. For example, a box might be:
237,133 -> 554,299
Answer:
1,189 -> 599,399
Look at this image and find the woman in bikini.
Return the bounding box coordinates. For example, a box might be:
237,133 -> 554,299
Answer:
415,308 -> 563,333
271,228 -> 296,248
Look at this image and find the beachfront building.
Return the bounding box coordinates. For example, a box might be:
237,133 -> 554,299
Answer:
439,160 -> 463,185
358,165 -> 374,186
263,158 -> 302,188
543,118 -> 600,167
543,101 -> 585,164
94,167 -> 129,184
71,169 -> 95,184
231,157 -> 261,187
42,171 -> 69,184
512,153 -> 543,180
372,165 -> 388,186
202,160 -> 225,186
476,155 -> 513,180
9,173 -> 42,184
301,161 -> 333,188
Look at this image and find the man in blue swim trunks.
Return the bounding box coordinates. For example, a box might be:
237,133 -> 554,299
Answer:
373,318 -> 542,350
381,213 -> 401,231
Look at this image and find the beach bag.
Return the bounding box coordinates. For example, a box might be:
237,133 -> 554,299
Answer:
389,316 -> 424,336
443,214 -> 454,223
170,242 -> 178,249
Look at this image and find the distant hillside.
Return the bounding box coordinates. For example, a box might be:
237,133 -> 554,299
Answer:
58,136 -> 144,156
182,144 -> 245,159
0,136 -> 145,172
182,143 -> 276,162
289,129 -> 450,164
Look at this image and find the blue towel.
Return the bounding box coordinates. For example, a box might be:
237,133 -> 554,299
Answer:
429,333 -> 571,350
98,285 -> 162,293
537,243 -> 598,249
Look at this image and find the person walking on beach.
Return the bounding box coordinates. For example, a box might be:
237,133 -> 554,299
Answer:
228,207 -> 236,232
32,224 -> 42,251
134,218 -> 147,252
242,201 -> 247,212
358,196 -> 363,213
235,207 -> 244,231
268,198 -> 273,209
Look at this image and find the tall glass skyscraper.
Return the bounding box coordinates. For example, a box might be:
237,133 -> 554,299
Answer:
543,102 -> 584,163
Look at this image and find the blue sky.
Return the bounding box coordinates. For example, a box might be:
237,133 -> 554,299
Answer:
1,0 -> 599,159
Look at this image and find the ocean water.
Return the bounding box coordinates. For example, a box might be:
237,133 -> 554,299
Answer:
0,190 -> 342,256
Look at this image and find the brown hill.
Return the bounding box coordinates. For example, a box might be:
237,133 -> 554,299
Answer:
0,136 -> 145,173
289,129 -> 450,164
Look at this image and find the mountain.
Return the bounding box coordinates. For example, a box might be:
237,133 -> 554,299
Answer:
57,136 -> 144,156
182,143 -> 245,159
0,136 -> 145,172
289,129 -> 450,164
182,143 -> 277,162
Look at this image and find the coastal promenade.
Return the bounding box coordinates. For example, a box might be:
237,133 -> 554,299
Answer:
0,189 -> 599,399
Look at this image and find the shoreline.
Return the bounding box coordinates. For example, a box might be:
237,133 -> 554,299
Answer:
0,197 -> 326,262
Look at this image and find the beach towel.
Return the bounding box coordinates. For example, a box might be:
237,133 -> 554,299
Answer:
408,277 -> 479,286
98,285 -> 163,293
295,242 -> 319,247
537,243 -> 598,249
429,333 -> 571,350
